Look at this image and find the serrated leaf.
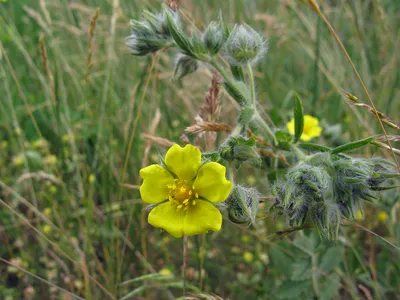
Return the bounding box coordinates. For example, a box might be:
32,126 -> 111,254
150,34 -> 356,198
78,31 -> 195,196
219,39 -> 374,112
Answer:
330,136 -> 375,154
293,93 -> 304,143
223,80 -> 251,105
319,247 -> 342,273
270,246 -> 294,278
275,280 -> 312,299
319,274 -> 341,300
291,260 -> 312,281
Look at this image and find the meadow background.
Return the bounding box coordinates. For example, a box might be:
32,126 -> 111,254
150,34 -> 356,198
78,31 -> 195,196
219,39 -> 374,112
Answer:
0,0 -> 399,299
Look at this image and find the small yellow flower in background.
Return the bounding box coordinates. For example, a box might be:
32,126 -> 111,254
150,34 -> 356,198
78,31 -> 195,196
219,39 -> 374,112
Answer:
159,268 -> 172,277
33,139 -> 48,150
44,208 -> 52,216
355,209 -> 364,221
43,225 -> 52,234
243,251 -> 254,263
48,185 -> 57,195
1,141 -> 8,149
13,154 -> 24,167
287,115 -> 322,142
140,144 -> 233,238
378,211 -> 388,223
45,155 -> 58,167
14,127 -> 22,136
88,174 -> 96,184
241,235 -> 250,243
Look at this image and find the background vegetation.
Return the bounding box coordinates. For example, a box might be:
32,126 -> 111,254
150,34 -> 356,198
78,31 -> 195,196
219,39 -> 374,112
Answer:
0,0 -> 399,299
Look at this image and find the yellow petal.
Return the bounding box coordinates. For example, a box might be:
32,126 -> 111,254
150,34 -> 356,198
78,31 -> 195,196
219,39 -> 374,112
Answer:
300,133 -> 312,142
194,162 -> 232,203
148,202 -> 185,238
307,126 -> 322,139
165,144 -> 201,181
304,115 -> 319,127
140,165 -> 174,204
183,200 -> 222,236
286,118 -> 295,135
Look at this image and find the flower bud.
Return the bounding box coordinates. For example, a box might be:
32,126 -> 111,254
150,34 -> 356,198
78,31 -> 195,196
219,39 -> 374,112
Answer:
225,24 -> 266,65
221,135 -> 261,167
227,185 -> 260,224
172,53 -> 199,81
203,21 -> 225,55
126,19 -> 169,56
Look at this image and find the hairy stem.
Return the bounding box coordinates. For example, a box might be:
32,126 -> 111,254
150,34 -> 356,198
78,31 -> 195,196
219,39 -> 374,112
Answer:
247,62 -> 256,107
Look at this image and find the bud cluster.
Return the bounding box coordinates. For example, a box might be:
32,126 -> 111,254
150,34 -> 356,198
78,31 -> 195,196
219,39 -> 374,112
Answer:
271,154 -> 397,239
126,10 -> 175,56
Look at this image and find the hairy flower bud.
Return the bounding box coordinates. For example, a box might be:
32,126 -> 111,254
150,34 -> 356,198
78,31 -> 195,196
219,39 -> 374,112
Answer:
227,185 -> 260,224
126,20 -> 168,56
203,21 -> 225,55
219,135 -> 261,167
225,24 -> 266,65
172,53 -> 199,81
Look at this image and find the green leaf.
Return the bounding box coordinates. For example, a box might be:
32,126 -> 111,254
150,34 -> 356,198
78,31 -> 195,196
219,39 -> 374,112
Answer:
291,260 -> 312,281
270,246 -> 294,278
299,143 -> 331,152
330,136 -> 375,154
275,130 -> 292,151
120,285 -> 148,300
165,9 -> 193,56
223,80 -> 251,105
319,274 -> 341,300
293,93 -> 304,143
120,273 -> 173,286
275,280 -> 312,299
319,247 -> 342,273
230,65 -> 245,81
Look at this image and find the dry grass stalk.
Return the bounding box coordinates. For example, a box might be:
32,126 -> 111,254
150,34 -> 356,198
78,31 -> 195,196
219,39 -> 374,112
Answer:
344,91 -> 400,131
194,72 -> 222,148
185,122 -> 232,134
167,0 -> 180,11
180,134 -> 191,145
85,8 -> 100,84
39,33 -> 55,104
257,149 -> 290,166
143,134 -> 176,148
305,0 -> 399,171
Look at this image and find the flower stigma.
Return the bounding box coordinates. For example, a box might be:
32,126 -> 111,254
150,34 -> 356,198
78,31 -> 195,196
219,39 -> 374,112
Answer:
167,180 -> 199,211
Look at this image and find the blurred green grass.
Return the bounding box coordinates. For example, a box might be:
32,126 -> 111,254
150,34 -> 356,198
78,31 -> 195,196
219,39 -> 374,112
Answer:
0,0 -> 399,299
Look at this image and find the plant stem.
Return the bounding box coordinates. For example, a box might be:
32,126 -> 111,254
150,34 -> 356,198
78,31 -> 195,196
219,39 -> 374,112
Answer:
199,234 -> 206,291
209,58 -> 232,85
290,144 -> 307,160
247,62 -> 256,107
183,235 -> 188,296
254,113 -> 277,145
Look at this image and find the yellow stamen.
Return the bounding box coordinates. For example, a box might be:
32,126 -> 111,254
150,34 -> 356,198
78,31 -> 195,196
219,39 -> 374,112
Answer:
195,193 -> 199,198
183,199 -> 189,204
192,200 -> 196,205
188,190 -> 193,196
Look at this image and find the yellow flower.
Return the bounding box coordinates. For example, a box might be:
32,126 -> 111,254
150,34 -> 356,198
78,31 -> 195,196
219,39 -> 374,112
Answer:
45,155 -> 58,166
243,251 -> 254,263
140,144 -> 233,238
43,225 -> 52,234
355,210 -> 364,221
159,268 -> 172,277
378,211 -> 388,223
44,208 -> 52,216
88,174 -> 96,184
287,115 -> 322,142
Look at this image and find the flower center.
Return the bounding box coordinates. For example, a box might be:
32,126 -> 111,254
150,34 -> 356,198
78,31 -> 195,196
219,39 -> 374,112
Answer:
166,180 -> 199,212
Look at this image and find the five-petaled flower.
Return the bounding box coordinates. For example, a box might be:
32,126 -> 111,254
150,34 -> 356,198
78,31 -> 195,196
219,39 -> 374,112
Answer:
139,144 -> 233,238
287,115 -> 322,142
